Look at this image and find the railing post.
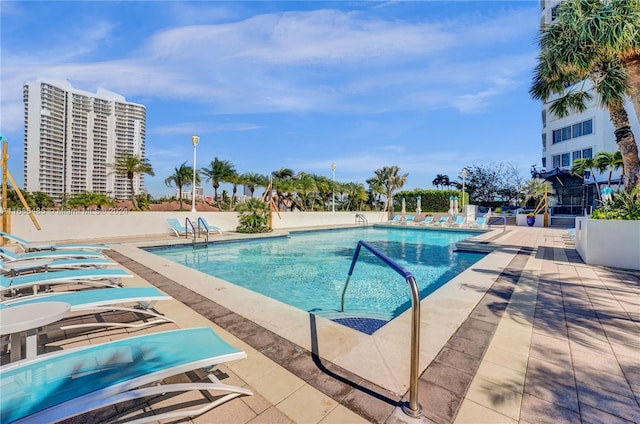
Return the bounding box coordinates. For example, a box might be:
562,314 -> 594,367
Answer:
342,240 -> 422,418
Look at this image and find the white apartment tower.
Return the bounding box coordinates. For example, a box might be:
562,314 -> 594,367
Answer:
538,1 -> 640,212
23,78 -> 147,202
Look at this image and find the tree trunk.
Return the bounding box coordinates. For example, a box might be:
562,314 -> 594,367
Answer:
128,177 -> 139,210
625,55 -> 640,127
609,105 -> 640,191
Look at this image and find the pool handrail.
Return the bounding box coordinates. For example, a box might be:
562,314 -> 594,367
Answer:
196,217 -> 210,243
340,240 -> 422,418
184,217 -> 198,243
487,215 -> 506,231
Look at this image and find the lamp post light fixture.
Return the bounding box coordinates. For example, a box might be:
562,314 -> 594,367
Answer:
331,163 -> 336,212
191,135 -> 200,213
461,169 -> 467,214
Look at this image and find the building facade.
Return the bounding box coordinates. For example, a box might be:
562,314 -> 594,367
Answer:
23,78 -> 147,203
537,0 -> 640,213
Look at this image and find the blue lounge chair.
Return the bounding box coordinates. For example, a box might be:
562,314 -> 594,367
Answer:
1,287 -> 174,330
431,216 -> 449,226
0,231 -> 108,252
417,216 -> 434,226
0,268 -> 132,295
449,216 -> 466,227
1,257 -> 115,276
0,327 -> 252,424
0,247 -> 105,261
387,215 -> 402,223
167,218 -> 194,237
470,216 -> 487,228
400,215 -> 415,225
198,217 -> 223,234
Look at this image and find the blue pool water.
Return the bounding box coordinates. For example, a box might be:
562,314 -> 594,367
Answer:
148,227 -> 485,333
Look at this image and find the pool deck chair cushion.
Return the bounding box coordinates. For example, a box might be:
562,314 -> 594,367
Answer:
449,216 -> 466,227
0,268 -> 132,295
0,231 -> 109,252
431,216 -> 449,226
1,287 -> 175,330
387,215 -> 402,223
0,247 -> 105,261
0,327 -> 252,424
471,217 -> 487,228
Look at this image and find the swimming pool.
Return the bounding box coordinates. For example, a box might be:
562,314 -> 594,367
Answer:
148,227 -> 485,333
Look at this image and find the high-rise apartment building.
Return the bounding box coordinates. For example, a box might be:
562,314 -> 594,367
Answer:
23,78 -> 147,203
537,0 -> 640,213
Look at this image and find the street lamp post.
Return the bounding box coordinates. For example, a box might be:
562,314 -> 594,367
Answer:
191,135 -> 200,213
331,163 -> 336,212
461,169 -> 467,214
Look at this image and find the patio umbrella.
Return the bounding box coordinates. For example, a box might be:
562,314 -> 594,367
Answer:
401,198 -> 406,214
416,196 -> 421,215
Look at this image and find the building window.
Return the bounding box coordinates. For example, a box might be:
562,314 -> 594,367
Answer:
551,119 -> 593,144
582,148 -> 592,159
542,157 -> 547,168
573,150 -> 582,161
562,153 -> 570,167
551,4 -> 560,21
542,109 -> 547,128
553,155 -> 561,168
542,133 -> 547,150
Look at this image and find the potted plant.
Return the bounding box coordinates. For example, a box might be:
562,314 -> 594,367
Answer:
526,212 -> 536,227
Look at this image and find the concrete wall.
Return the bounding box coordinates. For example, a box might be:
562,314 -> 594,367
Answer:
575,217 -> 640,271
5,210 -> 388,242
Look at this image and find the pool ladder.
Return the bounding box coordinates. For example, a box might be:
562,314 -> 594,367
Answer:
184,217 -> 209,247
355,213 -> 368,225
340,240 -> 422,418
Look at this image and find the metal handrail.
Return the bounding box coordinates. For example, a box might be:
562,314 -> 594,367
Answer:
340,240 -> 422,418
487,215 -> 506,231
184,217 -> 197,243
355,213 -> 368,225
196,217 -> 210,244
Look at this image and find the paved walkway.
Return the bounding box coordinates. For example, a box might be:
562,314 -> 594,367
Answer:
6,226 -> 637,423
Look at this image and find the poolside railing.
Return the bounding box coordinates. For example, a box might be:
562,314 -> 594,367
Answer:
184,217 -> 198,244
340,240 -> 422,418
487,215 -> 507,231
196,217 -> 210,244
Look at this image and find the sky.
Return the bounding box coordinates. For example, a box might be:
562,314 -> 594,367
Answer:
0,0 -> 543,198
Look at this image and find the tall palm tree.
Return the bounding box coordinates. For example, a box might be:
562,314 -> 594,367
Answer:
240,172 -> 268,198
164,161 -> 193,210
595,150 -> 624,188
366,173 -> 385,210
200,158 -> 236,207
375,166 -> 409,212
108,153 -> 154,210
571,157 -> 602,200
530,0 -> 640,191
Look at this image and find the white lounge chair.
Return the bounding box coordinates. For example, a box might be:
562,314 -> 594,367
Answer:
0,231 -> 108,252
1,257 -> 115,276
0,268 -> 132,295
1,287 -> 174,330
0,327 -> 252,424
0,247 -> 105,261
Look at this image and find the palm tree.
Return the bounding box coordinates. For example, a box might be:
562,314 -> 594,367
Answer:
366,173 -> 385,210
432,174 -> 450,190
200,158 -> 236,207
571,157 -> 603,200
108,153 -> 154,210
595,151 -> 624,188
240,172 -> 268,198
519,178 -> 557,210
530,0 -> 640,191
375,166 -> 409,212
164,161 -> 194,210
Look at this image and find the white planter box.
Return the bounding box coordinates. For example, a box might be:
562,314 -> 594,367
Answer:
575,217 -> 640,271
516,214 -> 545,227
